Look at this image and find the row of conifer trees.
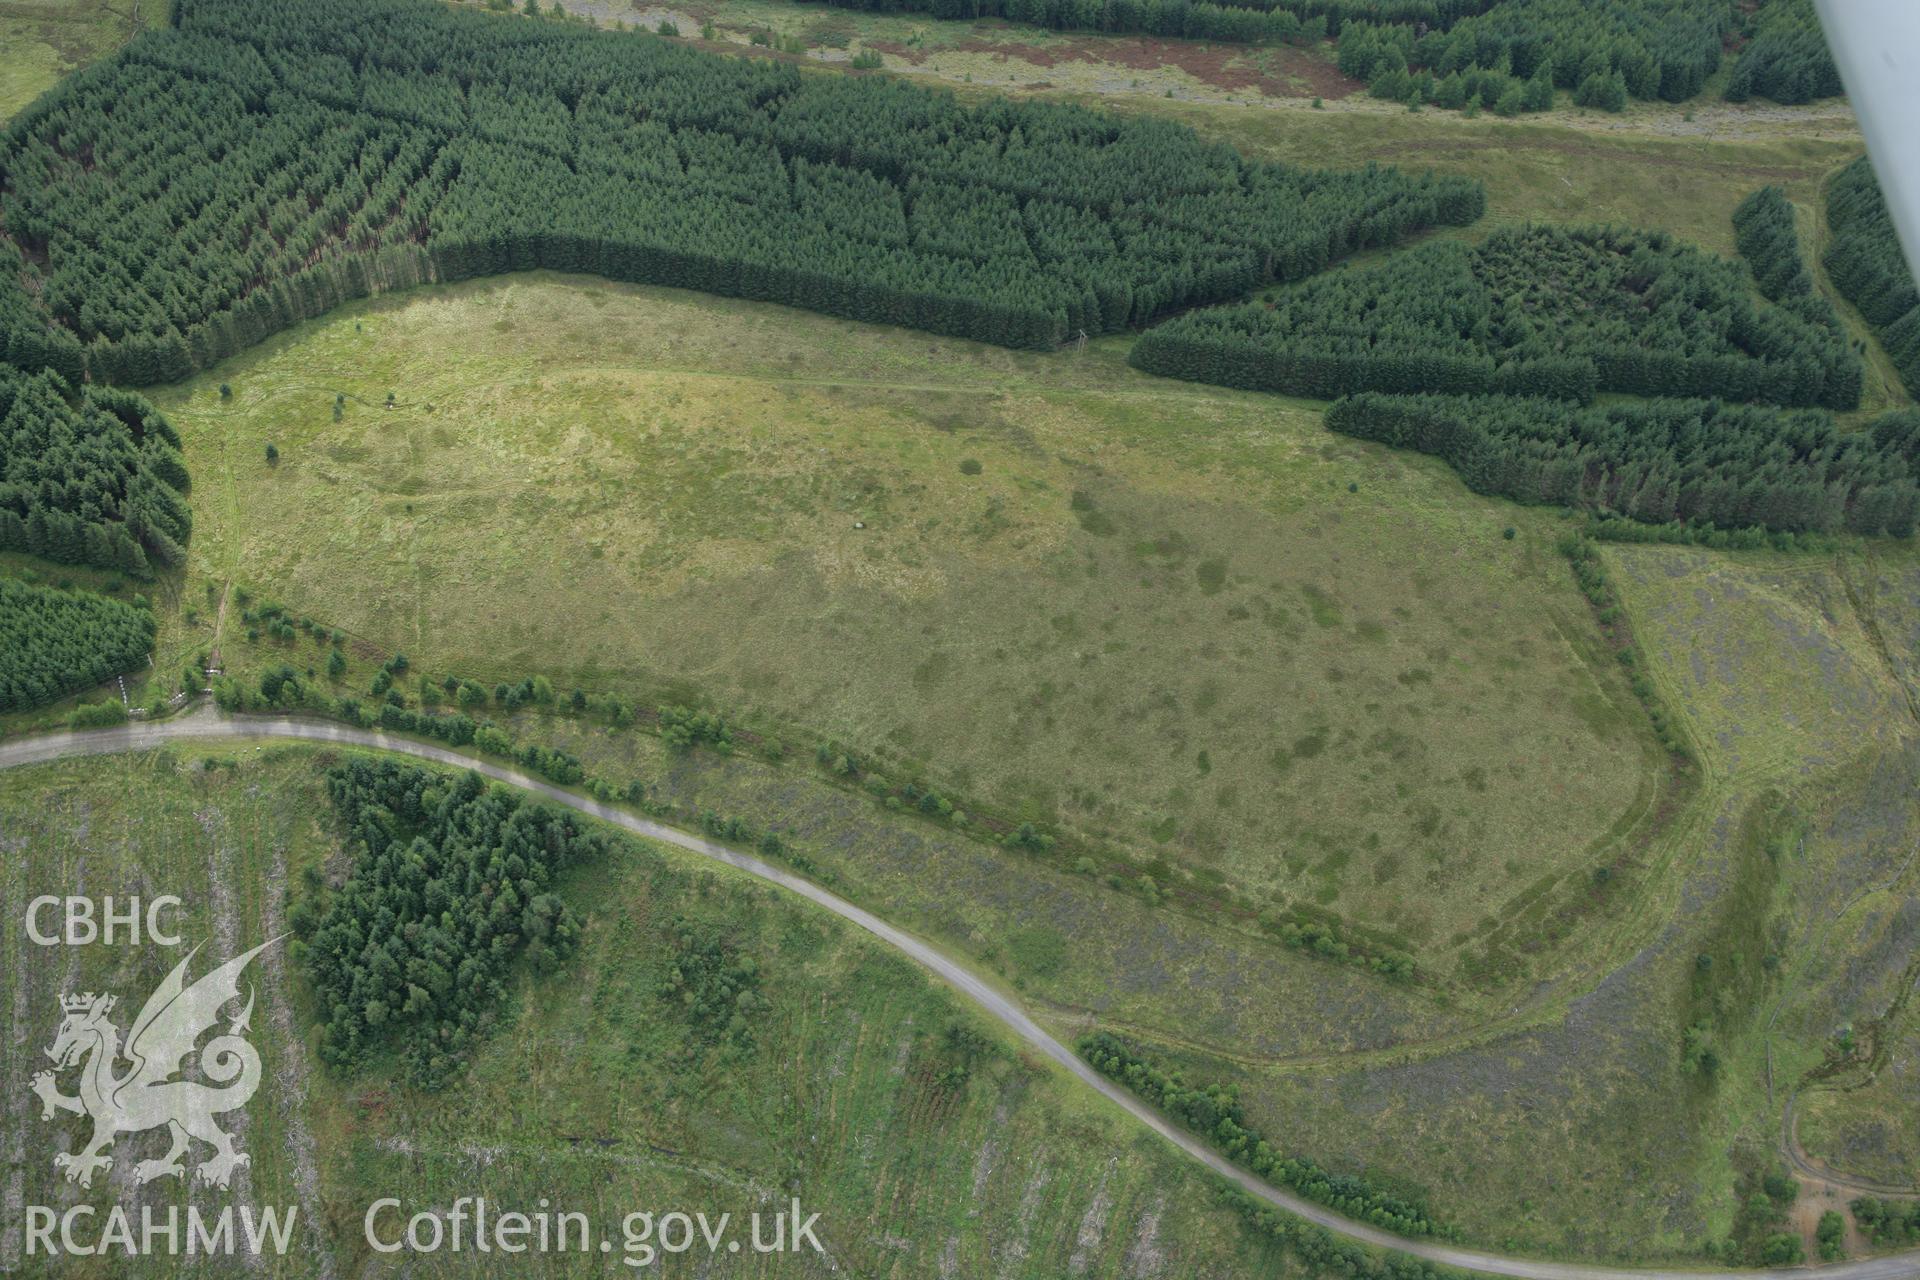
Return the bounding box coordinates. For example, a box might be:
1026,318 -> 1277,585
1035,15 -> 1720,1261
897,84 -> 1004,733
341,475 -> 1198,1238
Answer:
0,0 -> 1481,384
1131,224 -> 1863,410
1825,158 -> 1920,399
1325,393 -> 1920,537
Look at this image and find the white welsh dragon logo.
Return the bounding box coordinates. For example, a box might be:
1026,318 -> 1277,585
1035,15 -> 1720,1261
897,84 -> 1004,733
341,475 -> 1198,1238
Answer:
29,938 -> 280,1191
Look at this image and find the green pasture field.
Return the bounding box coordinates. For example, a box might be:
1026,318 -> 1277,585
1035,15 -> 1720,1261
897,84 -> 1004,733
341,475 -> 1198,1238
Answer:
0,0 -> 139,121
154,273 -> 1660,996
0,749 -> 1282,1277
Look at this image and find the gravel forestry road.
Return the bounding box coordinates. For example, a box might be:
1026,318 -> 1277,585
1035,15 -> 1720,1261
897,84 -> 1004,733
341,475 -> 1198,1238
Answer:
5,707 -> 1920,1280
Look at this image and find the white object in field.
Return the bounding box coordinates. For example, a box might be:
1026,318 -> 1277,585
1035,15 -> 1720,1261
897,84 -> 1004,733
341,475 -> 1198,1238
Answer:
1812,0 -> 1920,284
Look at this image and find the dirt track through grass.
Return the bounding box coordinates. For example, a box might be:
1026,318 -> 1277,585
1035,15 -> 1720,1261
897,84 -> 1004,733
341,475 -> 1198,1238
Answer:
9,711 -> 1920,1280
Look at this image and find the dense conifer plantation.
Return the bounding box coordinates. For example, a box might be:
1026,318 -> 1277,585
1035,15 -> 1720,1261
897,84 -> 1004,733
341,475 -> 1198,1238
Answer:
1723,0 -> 1842,105
0,366 -> 189,574
1131,224 -> 1862,409
0,579 -> 156,713
0,0 -> 1480,381
1732,186 -> 1813,301
1728,185 -> 1868,397
304,759 -> 598,1087
1824,158 -> 1920,399
1337,0 -> 1839,113
1337,0 -> 1728,114
1324,393 -> 1920,536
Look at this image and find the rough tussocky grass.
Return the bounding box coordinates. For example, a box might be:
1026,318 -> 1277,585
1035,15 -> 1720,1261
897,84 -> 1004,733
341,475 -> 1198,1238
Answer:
153,272 -> 1659,996
0,0 -> 139,122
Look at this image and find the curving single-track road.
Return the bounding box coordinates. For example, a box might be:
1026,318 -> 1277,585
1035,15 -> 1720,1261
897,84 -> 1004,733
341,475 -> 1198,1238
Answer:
3,707 -> 1916,1280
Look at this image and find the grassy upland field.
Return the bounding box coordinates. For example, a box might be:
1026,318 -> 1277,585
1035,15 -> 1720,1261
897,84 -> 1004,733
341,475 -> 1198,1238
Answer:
113,93 -> 1912,1246
160,273 -> 1659,995
1687,552 -> 1920,1196
1795,948 -> 1920,1192
1139,543 -> 1920,1260
1800,1019 -> 1920,1189
136,266 -> 1920,1259
0,0 -> 138,120
5,7 -> 1920,1269
0,750 -> 1280,1277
